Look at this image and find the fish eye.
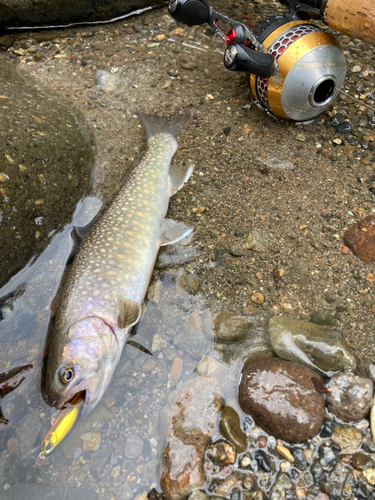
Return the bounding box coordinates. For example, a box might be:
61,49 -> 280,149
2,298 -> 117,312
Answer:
59,366 -> 74,384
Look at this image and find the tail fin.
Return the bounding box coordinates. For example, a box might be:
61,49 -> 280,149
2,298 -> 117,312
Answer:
138,109 -> 192,143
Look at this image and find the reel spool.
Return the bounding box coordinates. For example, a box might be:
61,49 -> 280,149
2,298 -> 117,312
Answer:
168,0 -> 348,122
247,18 -> 347,121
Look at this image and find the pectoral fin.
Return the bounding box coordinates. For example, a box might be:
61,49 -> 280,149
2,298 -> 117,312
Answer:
126,340 -> 153,356
169,164 -> 194,196
117,296 -> 141,329
159,219 -> 193,247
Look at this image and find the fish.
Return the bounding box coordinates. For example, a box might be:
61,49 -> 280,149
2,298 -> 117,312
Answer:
40,392 -> 83,457
42,110 -> 193,418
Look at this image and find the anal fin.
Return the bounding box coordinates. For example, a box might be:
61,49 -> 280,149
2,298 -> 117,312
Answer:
169,164 -> 194,196
117,296 -> 141,329
159,219 -> 193,247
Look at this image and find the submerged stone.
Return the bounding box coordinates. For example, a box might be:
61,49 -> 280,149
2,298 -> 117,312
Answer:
213,311 -> 250,343
332,424 -> 363,453
238,358 -> 325,444
160,377 -> 223,500
326,372 -> 373,422
268,316 -> 357,376
219,406 -> 247,453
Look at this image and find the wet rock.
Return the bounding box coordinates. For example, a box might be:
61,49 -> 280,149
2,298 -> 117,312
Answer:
320,420 -> 335,438
160,377 -> 223,500
362,468 -> 375,485
268,316 -> 357,376
219,406 -> 247,453
324,460 -> 350,497
94,70 -> 125,95
239,358 -> 325,443
326,372 -> 373,422
244,231 -> 267,253
206,440 -> 236,468
188,491 -> 209,500
213,311 -> 250,343
310,308 -> 338,326
173,330 -> 206,359
343,215 -> 375,263
268,473 -> 294,500
17,413 -> 44,456
352,452 -> 375,471
332,424 -> 363,453
0,0 -> 165,27
80,431 -> 101,451
176,270 -> 200,295
0,34 -> 15,49
253,450 -> 272,472
195,356 -> 227,377
90,444 -> 113,469
124,433 -> 144,459
0,60 -> 94,288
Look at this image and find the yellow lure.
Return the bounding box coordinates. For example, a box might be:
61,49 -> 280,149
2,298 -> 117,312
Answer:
40,393 -> 82,456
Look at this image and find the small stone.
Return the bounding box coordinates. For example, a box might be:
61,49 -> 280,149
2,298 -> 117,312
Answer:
0,35 -> 15,50
337,122 -> 352,134
80,432 -> 101,452
152,333 -> 168,351
7,438 -> 18,454
352,65 -> 361,73
276,445 -> 294,462
213,311 -> 250,342
258,436 -> 267,448
332,425 -> 363,453
244,231 -> 267,253
343,215 -> 375,263
341,246 -> 351,255
253,450 -> 271,472
181,61 -> 198,70
362,468 -> 375,485
251,293 -> 264,305
207,440 -> 236,467
94,70 -> 125,94
72,447 -> 83,460
219,406 -> 247,453
124,434 -> 143,459
326,372 -> 373,422
352,452 -> 375,471
170,357 -> 183,385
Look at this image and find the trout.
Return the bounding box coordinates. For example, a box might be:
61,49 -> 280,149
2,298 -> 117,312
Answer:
43,111 -> 193,418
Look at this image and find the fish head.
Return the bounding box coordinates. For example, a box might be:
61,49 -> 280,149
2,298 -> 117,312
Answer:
44,316 -> 117,418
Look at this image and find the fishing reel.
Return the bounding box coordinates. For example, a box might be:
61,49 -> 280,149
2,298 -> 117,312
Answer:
168,0 -> 347,122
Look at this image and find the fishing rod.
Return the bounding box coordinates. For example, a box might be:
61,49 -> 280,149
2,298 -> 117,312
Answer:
168,0 -> 375,122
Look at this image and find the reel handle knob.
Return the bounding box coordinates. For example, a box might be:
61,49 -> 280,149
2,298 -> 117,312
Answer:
168,0 -> 210,26
224,43 -> 277,78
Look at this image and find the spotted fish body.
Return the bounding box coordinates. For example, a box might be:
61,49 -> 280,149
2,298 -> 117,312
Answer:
43,111 -> 193,417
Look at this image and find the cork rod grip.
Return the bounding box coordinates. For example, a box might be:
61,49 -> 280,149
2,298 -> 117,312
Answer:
324,0 -> 375,45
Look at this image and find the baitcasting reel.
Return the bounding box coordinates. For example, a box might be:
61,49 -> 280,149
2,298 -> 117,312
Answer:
168,0 -> 347,122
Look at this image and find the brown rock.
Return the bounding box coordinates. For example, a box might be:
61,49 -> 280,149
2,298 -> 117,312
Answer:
239,358 -> 325,444
343,215 -> 375,263
160,377 -> 223,500
7,438 -> 18,454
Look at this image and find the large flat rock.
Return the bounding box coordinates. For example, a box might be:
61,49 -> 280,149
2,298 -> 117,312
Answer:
0,60 -> 94,287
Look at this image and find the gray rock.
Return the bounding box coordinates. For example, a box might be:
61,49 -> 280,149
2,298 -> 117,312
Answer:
124,433 -> 144,459
269,316 -> 357,376
213,311 -> 250,343
72,447 -> 83,460
119,483 -> 134,500
17,413 -> 44,456
90,444 -> 113,469
326,372 -> 373,422
0,60 -> 94,288
0,0 -> 164,27
173,330 -> 206,359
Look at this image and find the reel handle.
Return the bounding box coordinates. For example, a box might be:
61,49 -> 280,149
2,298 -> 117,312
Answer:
224,44 -> 278,78
168,0 -> 210,26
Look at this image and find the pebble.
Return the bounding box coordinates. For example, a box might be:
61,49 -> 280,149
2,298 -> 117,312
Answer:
337,122 -> 352,134
170,356 -> 183,385
80,432 -> 101,452
94,70 -> 125,94
124,433 -> 144,459
239,358 -> 325,443
343,215 -> 375,263
7,438 -> 18,454
213,311 -> 250,343
219,406 -> 247,453
352,65 -> 362,73
253,450 -> 271,472
276,445 -> 294,462
362,468 -> 375,485
257,437 -> 267,448
332,425 -> 363,453
244,231 -> 267,253
326,372 -> 373,422
72,447 -> 83,460
206,440 -> 236,467
251,293 -> 264,305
